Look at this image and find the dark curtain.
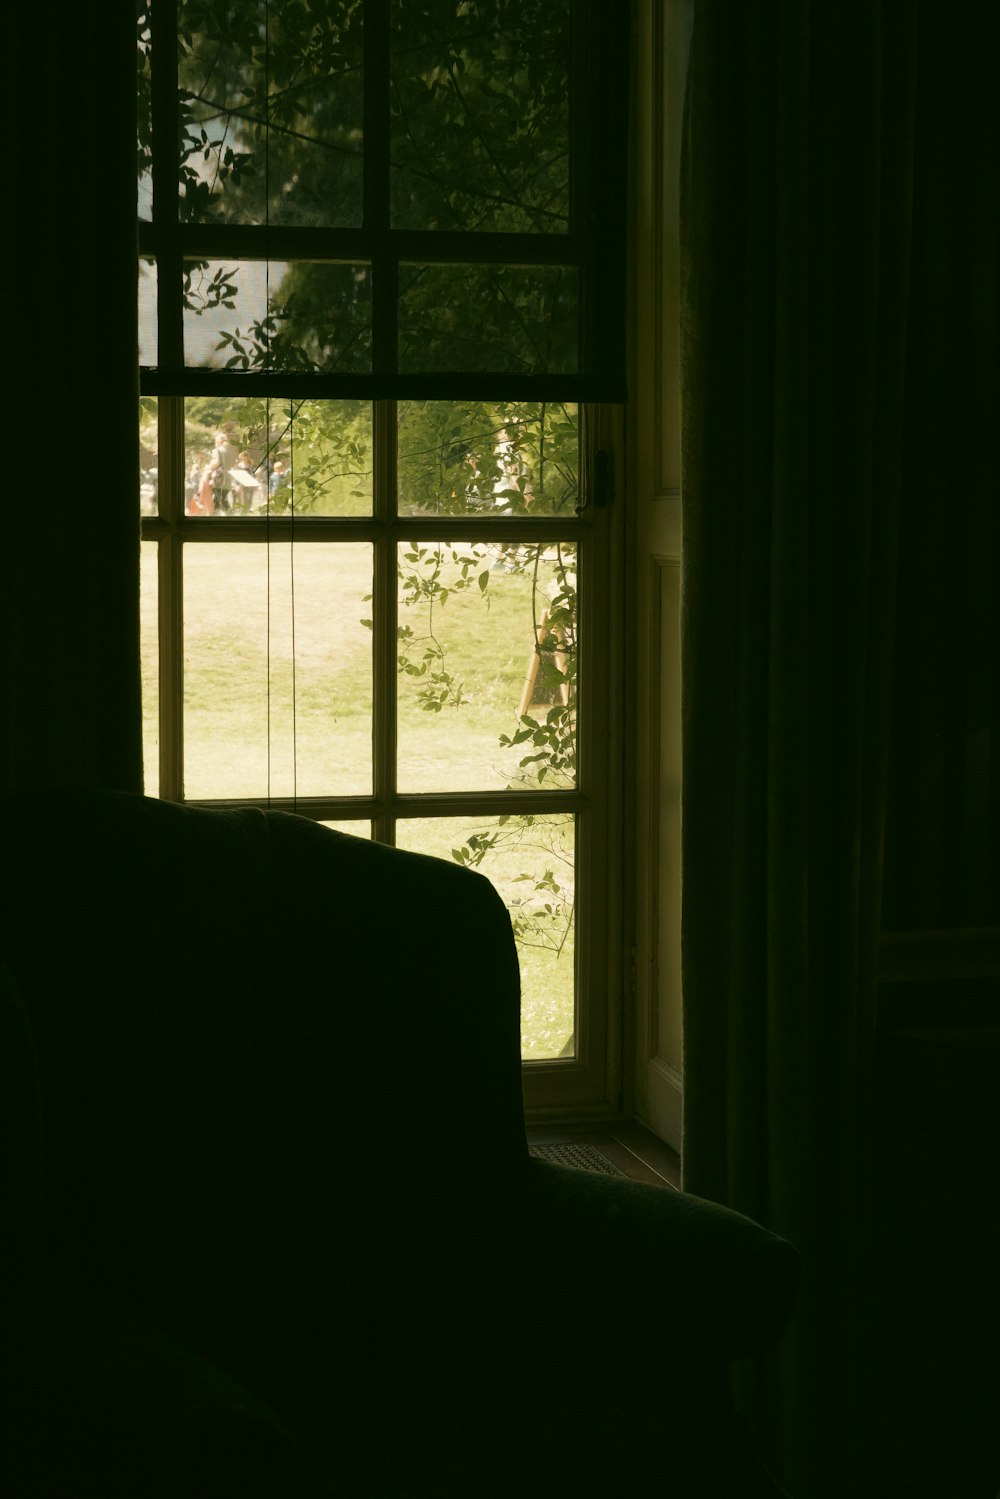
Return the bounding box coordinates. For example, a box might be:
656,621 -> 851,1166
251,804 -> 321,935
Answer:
4,7 -> 142,795
680,5 -> 915,1496
680,2 -> 999,1493
881,12 -> 1000,933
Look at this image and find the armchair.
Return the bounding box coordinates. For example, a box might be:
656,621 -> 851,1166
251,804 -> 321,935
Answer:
1,790 -> 797,1496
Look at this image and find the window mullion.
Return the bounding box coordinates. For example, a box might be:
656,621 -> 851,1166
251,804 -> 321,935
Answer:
372,399 -> 397,843
157,394 -> 185,801
367,0 -> 396,846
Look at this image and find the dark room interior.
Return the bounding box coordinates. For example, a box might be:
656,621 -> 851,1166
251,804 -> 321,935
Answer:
3,4 -> 998,1497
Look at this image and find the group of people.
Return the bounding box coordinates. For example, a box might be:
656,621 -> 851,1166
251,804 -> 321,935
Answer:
186,431 -> 289,515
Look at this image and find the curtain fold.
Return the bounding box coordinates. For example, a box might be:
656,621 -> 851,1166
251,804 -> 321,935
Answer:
4,8 -> 142,795
679,4 -> 919,1493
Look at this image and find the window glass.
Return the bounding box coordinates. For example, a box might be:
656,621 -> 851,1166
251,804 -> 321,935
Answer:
396,541 -> 576,793
139,258 -> 158,368
140,397 -> 158,516
177,0 -> 364,227
140,539 -> 159,798
398,263 -> 577,375
137,6 -> 152,221
389,0 -> 571,233
182,259 -> 371,372
183,398 -> 372,517
184,542 -> 373,799
397,401 -> 578,517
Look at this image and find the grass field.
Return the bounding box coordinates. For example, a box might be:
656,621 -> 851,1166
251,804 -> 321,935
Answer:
139,538 -> 576,1058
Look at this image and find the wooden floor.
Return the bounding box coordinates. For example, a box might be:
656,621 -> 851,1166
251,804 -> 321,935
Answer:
525,1118 -> 681,1190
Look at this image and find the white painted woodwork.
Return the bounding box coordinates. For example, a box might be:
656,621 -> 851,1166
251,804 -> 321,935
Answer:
627,0 -> 692,1150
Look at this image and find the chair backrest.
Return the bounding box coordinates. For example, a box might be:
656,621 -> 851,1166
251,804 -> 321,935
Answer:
0,791 -> 528,1360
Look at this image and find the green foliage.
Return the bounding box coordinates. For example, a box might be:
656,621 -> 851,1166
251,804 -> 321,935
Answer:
390,0 -> 570,234
397,400 -> 578,514
176,0 -> 365,228
450,812 -> 574,959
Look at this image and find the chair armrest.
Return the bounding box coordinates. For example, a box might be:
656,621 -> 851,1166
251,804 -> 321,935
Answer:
514,1160 -> 799,1379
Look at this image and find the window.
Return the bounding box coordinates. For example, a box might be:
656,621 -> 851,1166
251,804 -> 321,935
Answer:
137,1 -> 628,1112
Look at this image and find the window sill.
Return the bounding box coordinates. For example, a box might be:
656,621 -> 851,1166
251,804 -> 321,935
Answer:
526,1118 -> 680,1189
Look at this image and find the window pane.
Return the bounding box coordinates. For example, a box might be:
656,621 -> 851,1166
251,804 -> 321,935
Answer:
322,821 -> 371,839
389,0 -> 571,234
183,259 -> 371,373
140,397 -> 158,516
183,398 -> 372,517
397,542 -> 576,793
177,0 -> 363,227
140,540 -> 159,798
398,401 -> 578,517
396,814 -> 576,1060
137,7 -> 152,221
139,258 -> 157,368
184,543 -> 373,799
398,264 -> 576,375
